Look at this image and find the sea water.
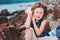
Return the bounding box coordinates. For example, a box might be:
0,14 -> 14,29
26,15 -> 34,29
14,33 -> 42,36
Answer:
0,2 -> 38,13
0,0 -> 38,4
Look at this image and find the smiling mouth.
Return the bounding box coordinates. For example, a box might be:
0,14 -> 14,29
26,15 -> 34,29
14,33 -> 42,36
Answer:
37,16 -> 40,18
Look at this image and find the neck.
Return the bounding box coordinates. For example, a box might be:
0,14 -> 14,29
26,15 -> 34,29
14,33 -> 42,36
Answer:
36,20 -> 39,23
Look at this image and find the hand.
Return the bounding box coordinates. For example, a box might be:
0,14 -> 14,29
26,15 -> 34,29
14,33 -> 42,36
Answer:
31,16 -> 35,22
25,7 -> 32,16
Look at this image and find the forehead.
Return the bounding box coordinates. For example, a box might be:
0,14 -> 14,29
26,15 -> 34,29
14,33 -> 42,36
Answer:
34,8 -> 44,12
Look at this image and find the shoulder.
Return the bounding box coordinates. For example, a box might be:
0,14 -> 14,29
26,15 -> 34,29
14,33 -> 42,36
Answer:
40,20 -> 47,28
43,20 -> 47,22
42,20 -> 47,25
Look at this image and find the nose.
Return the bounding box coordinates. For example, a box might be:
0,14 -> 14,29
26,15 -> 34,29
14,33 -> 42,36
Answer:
37,13 -> 40,16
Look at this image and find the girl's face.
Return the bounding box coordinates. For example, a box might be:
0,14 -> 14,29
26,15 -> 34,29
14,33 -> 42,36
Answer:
34,7 -> 44,21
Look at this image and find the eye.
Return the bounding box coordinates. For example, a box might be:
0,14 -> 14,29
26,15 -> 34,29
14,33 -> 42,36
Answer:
36,12 -> 43,14
36,12 -> 39,13
40,12 -> 43,14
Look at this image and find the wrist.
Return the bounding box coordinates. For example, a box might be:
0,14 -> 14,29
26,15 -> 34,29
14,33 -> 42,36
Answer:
32,20 -> 35,24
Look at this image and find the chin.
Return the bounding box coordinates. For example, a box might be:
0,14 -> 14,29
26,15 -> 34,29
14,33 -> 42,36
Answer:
36,18 -> 40,21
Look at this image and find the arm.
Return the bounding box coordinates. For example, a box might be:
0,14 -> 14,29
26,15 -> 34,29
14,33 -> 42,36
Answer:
24,14 -> 31,29
24,8 -> 32,29
32,18 -> 47,36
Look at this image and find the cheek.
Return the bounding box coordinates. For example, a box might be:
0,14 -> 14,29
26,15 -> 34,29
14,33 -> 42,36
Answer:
34,14 -> 40,20
40,14 -> 43,18
34,13 -> 38,18
34,13 -> 44,20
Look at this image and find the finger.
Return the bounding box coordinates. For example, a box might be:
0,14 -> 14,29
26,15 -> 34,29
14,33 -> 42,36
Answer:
25,10 -> 28,14
27,7 -> 32,14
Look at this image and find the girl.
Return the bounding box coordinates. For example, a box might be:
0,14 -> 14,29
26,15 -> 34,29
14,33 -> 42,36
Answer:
24,3 -> 58,40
